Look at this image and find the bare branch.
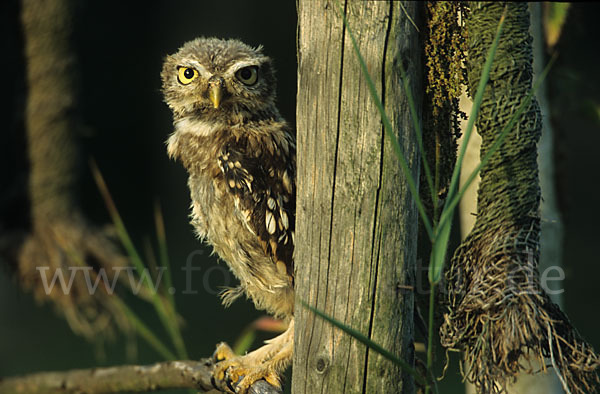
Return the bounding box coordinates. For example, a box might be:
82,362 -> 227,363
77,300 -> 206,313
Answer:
0,359 -> 281,394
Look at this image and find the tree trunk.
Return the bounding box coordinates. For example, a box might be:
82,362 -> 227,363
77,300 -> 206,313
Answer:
293,1 -> 421,393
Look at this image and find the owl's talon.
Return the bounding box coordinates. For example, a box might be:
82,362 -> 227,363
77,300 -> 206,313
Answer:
226,367 -> 242,384
213,342 -> 236,362
262,373 -> 280,388
226,373 -> 239,393
212,357 -> 281,393
212,344 -> 243,393
235,369 -> 281,394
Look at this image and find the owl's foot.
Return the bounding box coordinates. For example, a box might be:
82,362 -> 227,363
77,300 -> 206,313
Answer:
211,319 -> 293,394
212,355 -> 282,393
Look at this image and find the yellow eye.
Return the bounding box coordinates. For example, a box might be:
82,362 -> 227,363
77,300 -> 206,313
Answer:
177,67 -> 199,85
235,66 -> 258,86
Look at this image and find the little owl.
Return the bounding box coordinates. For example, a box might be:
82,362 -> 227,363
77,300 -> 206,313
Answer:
162,37 -> 295,393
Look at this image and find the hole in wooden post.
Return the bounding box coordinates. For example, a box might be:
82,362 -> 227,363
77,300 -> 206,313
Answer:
315,354 -> 330,374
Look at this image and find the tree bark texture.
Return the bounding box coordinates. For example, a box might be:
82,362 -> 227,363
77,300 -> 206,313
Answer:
293,1 -> 421,393
0,359 -> 279,394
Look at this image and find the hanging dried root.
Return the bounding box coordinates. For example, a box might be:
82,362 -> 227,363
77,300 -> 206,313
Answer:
440,3 -> 599,393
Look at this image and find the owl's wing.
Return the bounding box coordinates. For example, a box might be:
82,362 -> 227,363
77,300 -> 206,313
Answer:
217,133 -> 296,280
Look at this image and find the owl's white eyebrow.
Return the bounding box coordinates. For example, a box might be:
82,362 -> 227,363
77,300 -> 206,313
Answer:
225,60 -> 260,77
180,60 -> 212,78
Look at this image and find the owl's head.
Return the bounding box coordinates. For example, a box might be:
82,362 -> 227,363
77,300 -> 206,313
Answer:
161,37 -> 278,123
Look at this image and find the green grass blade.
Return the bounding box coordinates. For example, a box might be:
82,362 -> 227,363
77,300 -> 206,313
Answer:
143,237 -> 161,285
441,53 -> 556,229
429,8 -> 507,284
233,328 -> 256,356
91,161 -> 188,359
425,10 -> 507,394
428,217 -> 452,284
443,9 -> 506,214
337,2 -> 434,240
112,296 -> 177,361
49,226 -> 178,360
154,200 -> 175,305
301,301 -> 427,387
151,291 -> 189,359
90,160 -> 149,288
152,201 -> 188,359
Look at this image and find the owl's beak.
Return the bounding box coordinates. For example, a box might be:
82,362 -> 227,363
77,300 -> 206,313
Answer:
209,83 -> 223,109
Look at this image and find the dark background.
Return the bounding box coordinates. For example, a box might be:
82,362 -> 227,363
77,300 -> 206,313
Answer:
1,2 -> 599,394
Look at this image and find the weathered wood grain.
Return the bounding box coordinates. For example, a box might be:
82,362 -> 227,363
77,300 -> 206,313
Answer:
293,1 -> 422,393
0,359 -> 280,394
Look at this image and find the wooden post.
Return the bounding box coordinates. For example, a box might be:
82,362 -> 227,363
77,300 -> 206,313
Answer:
293,1 -> 422,393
